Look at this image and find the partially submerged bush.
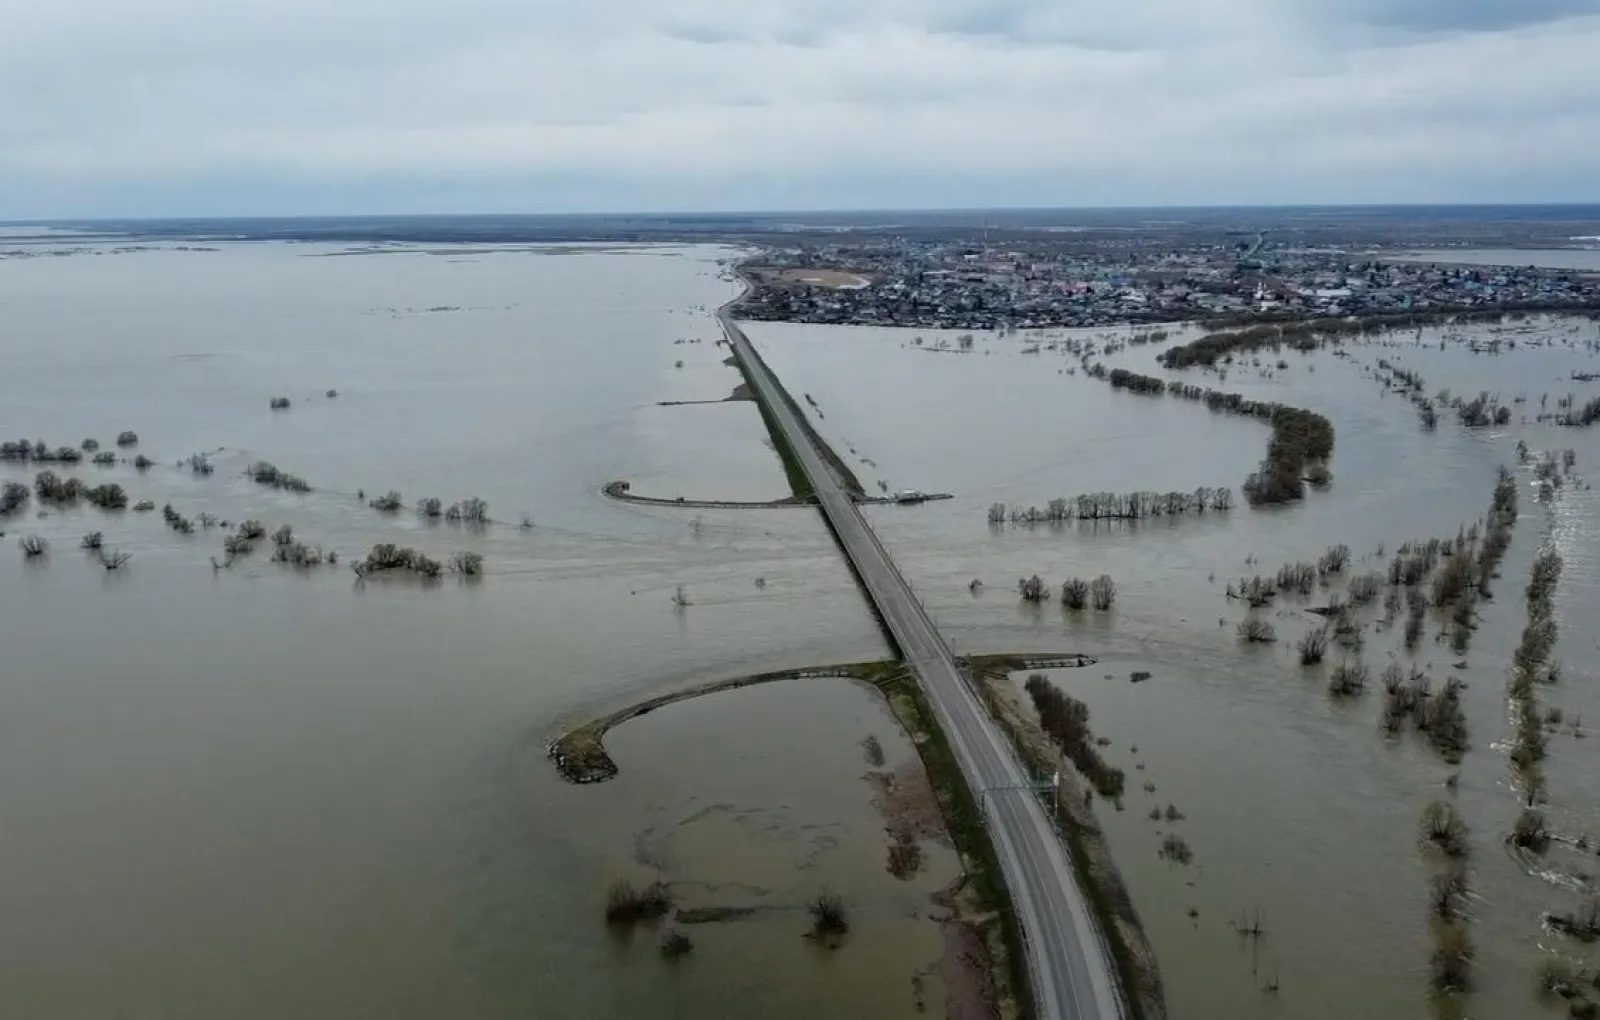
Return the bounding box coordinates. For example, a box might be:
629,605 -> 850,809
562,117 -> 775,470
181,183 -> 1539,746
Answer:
0,481 -> 27,515
660,930 -> 694,959
1018,574 -> 1049,602
35,471 -> 85,505
604,880 -> 672,926
1276,561 -> 1316,596
237,520 -> 267,541
98,548 -> 132,570
249,462 -> 310,493
1089,574 -> 1117,611
272,524 -> 295,547
808,893 -> 849,936
81,438 -> 99,452
91,451 -> 116,466
1318,544 -> 1351,577
133,454 -> 154,470
1511,808 -> 1551,852
450,552 -> 484,577
1430,924 -> 1474,992
446,497 -> 489,524
19,534 -> 48,557
417,497 -> 443,519
81,531 -> 103,550
1428,863 -> 1469,920
116,431 -> 139,447
1060,577 -> 1089,610
85,484 -> 127,509
269,396 -> 291,410
1329,659 -> 1369,697
271,541 -> 325,567
1160,834 -> 1194,865
886,837 -> 923,879
352,543 -> 443,580
1422,800 -> 1471,858
369,490 -> 404,513
1237,616 -> 1277,644
1298,627 -> 1328,665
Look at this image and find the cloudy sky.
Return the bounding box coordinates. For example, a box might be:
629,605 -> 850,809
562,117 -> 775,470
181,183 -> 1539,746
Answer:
3,0 -> 1599,218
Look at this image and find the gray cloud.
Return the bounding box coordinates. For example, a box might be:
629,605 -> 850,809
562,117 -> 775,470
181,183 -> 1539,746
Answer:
0,0 -> 1596,217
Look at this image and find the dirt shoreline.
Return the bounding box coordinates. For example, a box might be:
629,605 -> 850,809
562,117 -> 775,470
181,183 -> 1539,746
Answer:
973,664 -> 1168,1020
549,653 -> 1112,1020
600,479 -> 814,511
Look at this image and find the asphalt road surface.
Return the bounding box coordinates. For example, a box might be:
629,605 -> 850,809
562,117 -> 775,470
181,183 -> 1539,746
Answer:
722,311 -> 1123,1020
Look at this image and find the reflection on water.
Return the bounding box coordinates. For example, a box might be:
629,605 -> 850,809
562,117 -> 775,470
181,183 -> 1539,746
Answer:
753,314 -> 1600,1019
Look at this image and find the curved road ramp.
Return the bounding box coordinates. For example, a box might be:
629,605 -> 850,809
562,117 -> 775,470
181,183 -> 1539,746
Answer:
721,310 -> 1125,1020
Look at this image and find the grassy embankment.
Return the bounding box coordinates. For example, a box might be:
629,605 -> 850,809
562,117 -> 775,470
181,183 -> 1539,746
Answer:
968,654 -> 1166,1020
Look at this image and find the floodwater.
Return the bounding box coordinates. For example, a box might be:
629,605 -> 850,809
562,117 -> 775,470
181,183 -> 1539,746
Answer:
0,241 -> 901,1019
1390,248 -> 1600,271
747,315 -> 1600,1019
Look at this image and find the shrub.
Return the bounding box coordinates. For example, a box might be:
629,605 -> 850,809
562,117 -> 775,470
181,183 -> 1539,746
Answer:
91,451 -> 116,466
450,552 -> 484,577
1318,544 -> 1351,576
1089,574 -> 1117,611
272,525 -> 295,547
1421,801 -> 1471,858
19,534 -> 48,557
1430,925 -> 1474,992
1328,659 -> 1369,697
1511,809 -> 1551,852
1298,627 -> 1328,664
85,484 -> 128,509
1347,572 -> 1383,606
660,930 -> 694,959
81,531 -> 103,550
808,893 -> 849,936
82,439 -> 101,452
446,497 -> 489,524
237,520 -> 267,541
269,396 -> 291,410
1061,577 -> 1089,610
133,454 -> 154,470
98,549 -> 132,570
1238,616 -> 1277,643
116,431 -> 139,447
417,497 -> 443,518
0,481 -> 27,514
133,500 -> 155,512
249,462 -> 311,493
1276,561 -> 1316,596
604,881 -> 672,925
886,838 -> 923,879
1160,834 -> 1194,864
272,541 -> 324,567
1018,575 -> 1049,602
369,490 -> 404,513
1428,864 -> 1469,919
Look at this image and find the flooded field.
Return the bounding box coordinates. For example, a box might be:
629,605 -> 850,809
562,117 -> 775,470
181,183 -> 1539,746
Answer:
748,314 -> 1600,1019
8,232 -> 1600,1020
0,241 -> 902,1019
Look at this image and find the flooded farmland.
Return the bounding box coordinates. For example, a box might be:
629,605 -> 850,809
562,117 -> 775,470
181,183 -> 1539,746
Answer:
6,232 -> 1600,1020
747,313 -> 1600,1019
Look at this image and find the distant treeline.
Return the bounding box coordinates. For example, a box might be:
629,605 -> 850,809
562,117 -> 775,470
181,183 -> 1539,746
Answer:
1094,364 -> 1335,506
990,487 -> 1233,524
1166,305 -> 1600,370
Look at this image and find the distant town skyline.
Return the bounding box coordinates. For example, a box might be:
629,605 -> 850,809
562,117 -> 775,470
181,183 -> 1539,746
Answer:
3,0 -> 1599,219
